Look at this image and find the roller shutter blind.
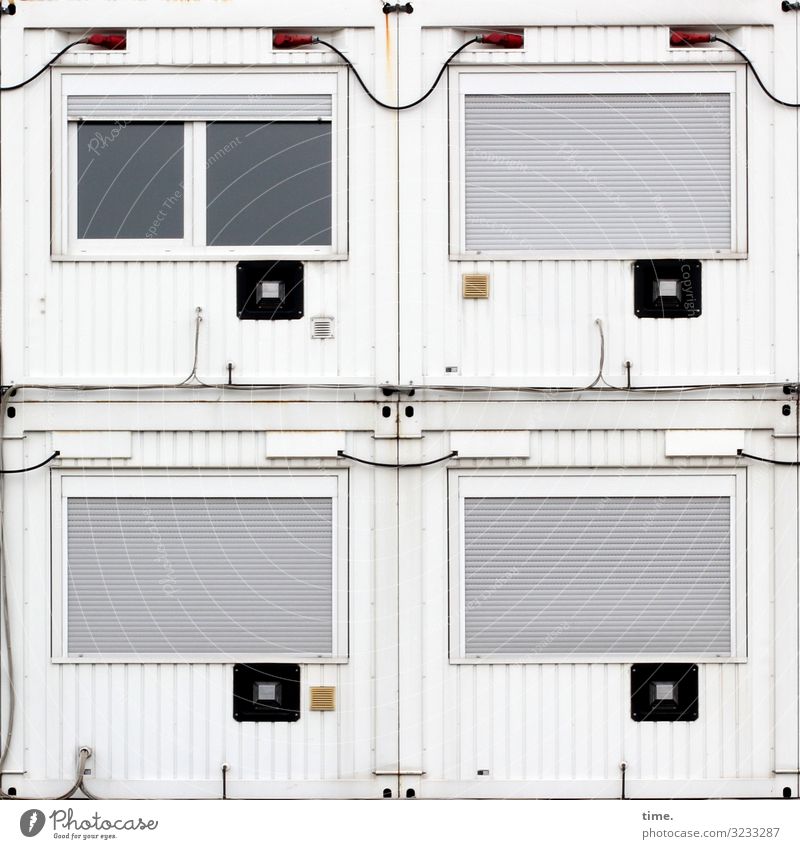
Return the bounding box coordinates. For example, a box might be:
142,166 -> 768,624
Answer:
464,93 -> 732,251
463,495 -> 732,655
67,94 -> 332,121
66,496 -> 334,655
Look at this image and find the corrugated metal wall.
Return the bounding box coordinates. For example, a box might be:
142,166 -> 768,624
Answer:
15,27 -> 382,384
6,24 -> 784,384
416,431 -> 772,794
409,25 -> 779,385
1,4 -> 797,798
16,430 -> 388,793
10,426 -> 778,794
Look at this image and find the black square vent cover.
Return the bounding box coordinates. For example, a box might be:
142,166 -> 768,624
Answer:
634,259 -> 701,318
233,663 -> 301,722
236,260 -> 304,320
631,663 -> 699,722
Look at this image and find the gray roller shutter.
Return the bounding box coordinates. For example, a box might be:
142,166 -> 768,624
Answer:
67,497 -> 333,655
464,495 -> 731,655
67,94 -> 332,121
464,93 -> 732,251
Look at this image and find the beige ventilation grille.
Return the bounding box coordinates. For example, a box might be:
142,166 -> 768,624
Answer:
462,273 -> 490,299
309,686 -> 336,711
310,317 -> 335,339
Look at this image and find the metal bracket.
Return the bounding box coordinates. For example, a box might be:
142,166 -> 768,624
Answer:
380,384 -> 416,397
782,1 -> 800,11
383,3 -> 413,14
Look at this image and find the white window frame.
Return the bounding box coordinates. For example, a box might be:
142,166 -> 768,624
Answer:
448,470 -> 746,664
52,68 -> 349,260
448,65 -> 748,260
51,470 -> 349,663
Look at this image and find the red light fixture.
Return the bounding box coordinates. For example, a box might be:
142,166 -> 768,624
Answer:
273,33 -> 317,49
477,32 -> 524,49
85,33 -> 127,50
670,30 -> 715,47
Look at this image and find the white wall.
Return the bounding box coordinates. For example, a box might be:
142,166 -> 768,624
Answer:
1,0 -> 798,799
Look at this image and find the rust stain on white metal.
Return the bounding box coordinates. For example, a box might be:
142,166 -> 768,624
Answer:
384,12 -> 395,90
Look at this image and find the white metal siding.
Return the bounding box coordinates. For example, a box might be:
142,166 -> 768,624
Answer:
0,5 -> 794,799
463,495 -> 732,655
13,430 -> 385,788
412,428 -> 776,792
408,24 -> 780,385
12,27 -> 382,384
464,93 -> 731,251
3,425 -> 778,793
2,25 -> 778,384
66,496 -> 334,655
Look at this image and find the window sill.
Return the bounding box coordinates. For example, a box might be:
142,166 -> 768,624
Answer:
51,252 -> 349,263
52,654 -> 350,664
449,654 -> 744,665
449,250 -> 748,262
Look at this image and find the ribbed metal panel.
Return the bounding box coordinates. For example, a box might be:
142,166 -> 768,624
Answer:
18,24 -> 377,383
4,16 -> 788,796
10,26 -> 774,384
431,661 -> 759,783
67,94 -> 332,121
420,256 -> 775,381
464,93 -> 731,251
11,427 -> 773,789
411,26 -> 777,384
66,497 -> 333,655
414,435 -> 773,787
41,260 -> 373,382
23,429 -> 385,785
464,496 -> 731,655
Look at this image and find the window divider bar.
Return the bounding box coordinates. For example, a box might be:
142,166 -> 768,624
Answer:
190,121 -> 205,249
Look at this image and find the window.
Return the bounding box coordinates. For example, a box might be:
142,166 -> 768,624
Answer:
54,72 -> 346,257
77,122 -> 184,239
450,68 -> 746,258
53,474 -> 348,659
450,473 -> 742,660
206,122 -> 331,246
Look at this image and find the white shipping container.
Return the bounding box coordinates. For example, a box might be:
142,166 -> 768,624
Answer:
0,0 -> 798,800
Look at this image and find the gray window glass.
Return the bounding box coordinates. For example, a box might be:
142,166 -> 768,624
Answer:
77,122 -> 184,239
206,122 -> 332,246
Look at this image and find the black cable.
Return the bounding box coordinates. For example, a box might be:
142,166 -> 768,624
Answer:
6,379 -> 791,395
737,449 -> 800,466
315,37 -> 479,110
0,39 -> 86,91
426,380 -> 785,394
0,450 -> 60,474
715,36 -> 800,108
337,449 -> 458,468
